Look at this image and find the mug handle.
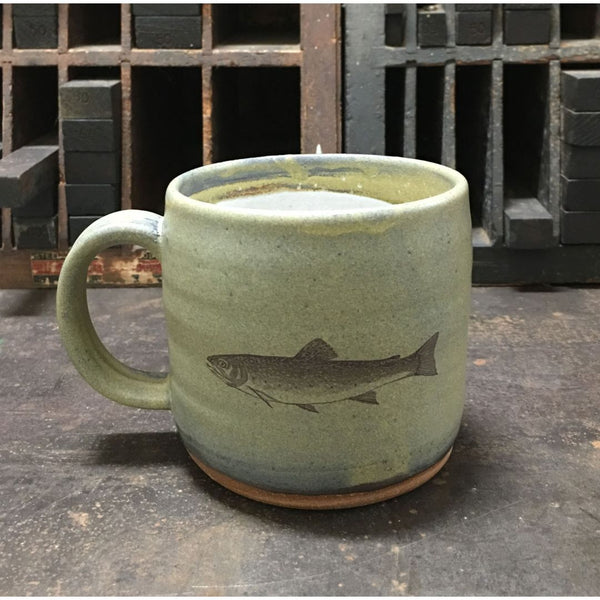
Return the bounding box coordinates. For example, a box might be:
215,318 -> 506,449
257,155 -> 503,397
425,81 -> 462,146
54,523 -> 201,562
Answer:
56,210 -> 170,410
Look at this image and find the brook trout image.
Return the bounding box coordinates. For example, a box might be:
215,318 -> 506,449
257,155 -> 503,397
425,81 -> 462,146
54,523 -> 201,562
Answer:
207,333 -> 439,413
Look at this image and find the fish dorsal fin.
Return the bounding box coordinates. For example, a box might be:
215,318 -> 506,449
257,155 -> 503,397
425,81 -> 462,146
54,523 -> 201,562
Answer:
294,338 -> 338,362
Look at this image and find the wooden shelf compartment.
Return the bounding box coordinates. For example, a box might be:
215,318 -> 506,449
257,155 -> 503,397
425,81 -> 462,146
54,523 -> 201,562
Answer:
344,3 -> 600,282
130,66 -> 203,215
212,67 -> 300,163
456,64 -> 493,233
0,3 -> 341,288
212,4 -> 300,48
68,4 -> 121,49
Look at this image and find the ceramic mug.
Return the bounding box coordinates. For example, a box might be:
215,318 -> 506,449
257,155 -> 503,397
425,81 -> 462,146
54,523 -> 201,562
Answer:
56,154 -> 472,509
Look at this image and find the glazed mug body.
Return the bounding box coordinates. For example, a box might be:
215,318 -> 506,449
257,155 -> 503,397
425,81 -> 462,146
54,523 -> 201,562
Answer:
57,154 -> 472,508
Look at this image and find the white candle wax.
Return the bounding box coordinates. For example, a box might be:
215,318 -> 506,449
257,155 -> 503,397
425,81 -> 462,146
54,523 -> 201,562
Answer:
217,189 -> 390,212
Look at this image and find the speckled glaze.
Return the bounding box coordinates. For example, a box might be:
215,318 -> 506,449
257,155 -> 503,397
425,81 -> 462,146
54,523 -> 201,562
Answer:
57,154 -> 471,508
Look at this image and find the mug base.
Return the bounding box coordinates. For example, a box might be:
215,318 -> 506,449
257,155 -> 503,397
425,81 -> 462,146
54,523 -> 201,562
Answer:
188,447 -> 452,510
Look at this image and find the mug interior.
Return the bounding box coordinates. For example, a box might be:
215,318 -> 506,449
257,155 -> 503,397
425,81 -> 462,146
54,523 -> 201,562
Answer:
170,154 -> 465,212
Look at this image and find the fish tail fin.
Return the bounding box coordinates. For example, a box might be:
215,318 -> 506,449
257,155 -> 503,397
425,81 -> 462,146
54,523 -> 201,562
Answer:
413,332 -> 439,376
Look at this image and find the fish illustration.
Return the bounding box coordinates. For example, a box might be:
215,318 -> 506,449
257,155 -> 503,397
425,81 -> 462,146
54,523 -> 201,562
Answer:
206,332 -> 439,413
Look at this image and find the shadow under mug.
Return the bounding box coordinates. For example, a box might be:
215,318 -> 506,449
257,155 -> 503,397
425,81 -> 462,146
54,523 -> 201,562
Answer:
57,153 -> 472,509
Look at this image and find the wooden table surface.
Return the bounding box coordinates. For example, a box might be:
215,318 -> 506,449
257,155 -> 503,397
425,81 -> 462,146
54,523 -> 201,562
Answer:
1,285 -> 599,595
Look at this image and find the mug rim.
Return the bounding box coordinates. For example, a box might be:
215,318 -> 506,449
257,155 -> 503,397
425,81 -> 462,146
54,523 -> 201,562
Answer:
165,153 -> 468,223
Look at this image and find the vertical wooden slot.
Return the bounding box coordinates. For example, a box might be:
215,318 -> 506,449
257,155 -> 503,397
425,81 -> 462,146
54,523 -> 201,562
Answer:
212,4 -> 299,46
416,66 -> 444,164
212,67 -> 300,162
503,64 -> 548,200
68,4 -> 121,48
456,65 -> 492,229
385,67 -> 405,156
12,66 -> 58,149
131,67 -> 203,214
0,65 -> 4,248
503,64 -> 555,248
67,66 -> 121,80
560,5 -> 599,40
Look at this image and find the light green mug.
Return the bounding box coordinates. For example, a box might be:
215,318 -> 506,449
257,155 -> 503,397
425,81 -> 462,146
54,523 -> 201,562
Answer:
57,154 -> 471,509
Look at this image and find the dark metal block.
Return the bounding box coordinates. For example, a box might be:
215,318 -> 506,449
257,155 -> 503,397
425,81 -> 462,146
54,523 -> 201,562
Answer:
13,214 -> 58,249
66,184 -> 120,216
134,16 -> 202,49
417,6 -> 447,48
504,197 -> 555,249
69,216 -> 100,245
64,152 -> 120,184
59,80 -> 121,120
385,5 -> 405,46
30,131 -> 59,146
504,9 -> 551,45
561,176 -> 600,211
12,4 -> 57,16
456,10 -> 492,45
131,4 -> 202,16
561,143 -> 600,179
456,4 -> 493,11
13,16 -> 58,48
385,4 -> 406,14
561,70 -> 600,112
506,3 -> 552,9
12,185 -> 57,218
561,208 -> 600,244
562,107 -> 600,146
62,119 -> 120,152
0,145 -> 58,208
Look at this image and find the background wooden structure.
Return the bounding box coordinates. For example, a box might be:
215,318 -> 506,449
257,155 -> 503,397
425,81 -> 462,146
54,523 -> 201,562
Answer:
345,4 -> 600,283
4,4 -> 600,286
0,3 -> 341,287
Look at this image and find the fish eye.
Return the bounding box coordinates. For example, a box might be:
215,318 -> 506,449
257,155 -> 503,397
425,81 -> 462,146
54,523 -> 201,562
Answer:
217,359 -> 228,369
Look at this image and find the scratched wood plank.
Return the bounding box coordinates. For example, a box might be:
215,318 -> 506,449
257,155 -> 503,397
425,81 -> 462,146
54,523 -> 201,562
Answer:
2,285 -> 600,593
